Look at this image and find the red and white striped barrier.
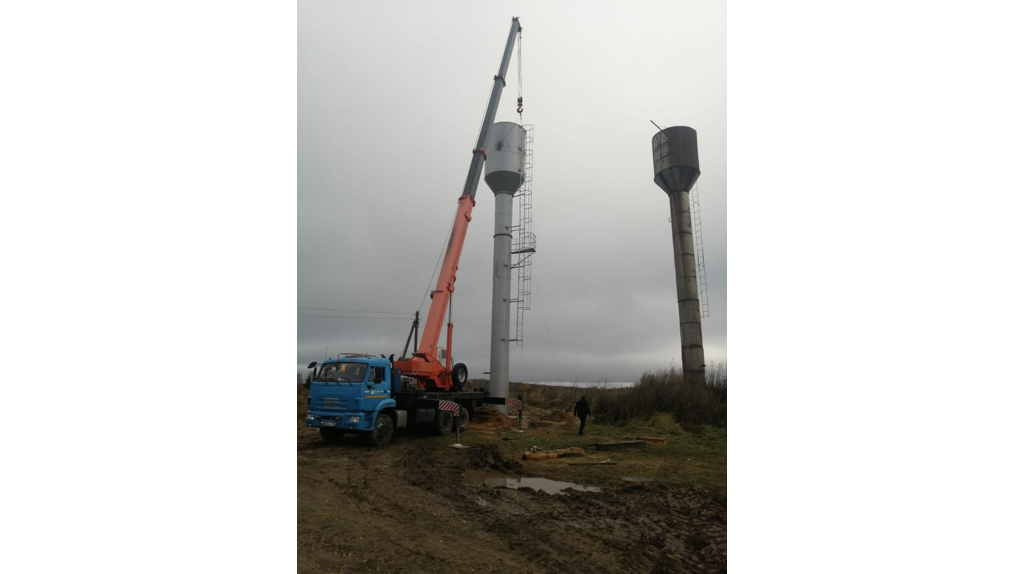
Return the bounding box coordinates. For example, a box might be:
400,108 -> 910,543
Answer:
506,398 -> 523,411
438,400 -> 462,413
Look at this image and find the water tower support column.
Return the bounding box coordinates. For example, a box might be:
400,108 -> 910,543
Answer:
669,189 -> 706,385
489,191 -> 514,413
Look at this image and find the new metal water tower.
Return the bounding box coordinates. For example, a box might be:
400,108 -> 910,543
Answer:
485,121 -> 527,413
653,126 -> 707,386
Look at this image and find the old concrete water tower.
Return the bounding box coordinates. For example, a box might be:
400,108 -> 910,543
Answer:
652,126 -> 706,386
484,121 -> 527,413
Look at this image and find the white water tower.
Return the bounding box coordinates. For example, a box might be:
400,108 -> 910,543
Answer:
484,121 -> 526,414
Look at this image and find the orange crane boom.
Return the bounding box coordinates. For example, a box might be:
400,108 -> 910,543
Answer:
393,195 -> 475,388
393,17 -> 522,391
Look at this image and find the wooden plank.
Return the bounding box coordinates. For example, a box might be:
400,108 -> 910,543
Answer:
522,447 -> 586,461
595,441 -> 647,451
636,436 -> 669,445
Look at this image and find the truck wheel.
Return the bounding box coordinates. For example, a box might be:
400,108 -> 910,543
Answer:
455,406 -> 470,432
451,363 -> 468,389
319,428 -> 346,443
433,409 -> 453,435
367,414 -> 394,447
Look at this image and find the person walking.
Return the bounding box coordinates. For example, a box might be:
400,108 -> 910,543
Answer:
573,396 -> 591,436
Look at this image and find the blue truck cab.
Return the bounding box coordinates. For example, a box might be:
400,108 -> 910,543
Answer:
304,354 -> 506,447
305,356 -> 400,446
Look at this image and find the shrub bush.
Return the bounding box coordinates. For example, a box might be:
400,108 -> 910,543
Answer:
495,363 -> 727,430
592,365 -> 726,429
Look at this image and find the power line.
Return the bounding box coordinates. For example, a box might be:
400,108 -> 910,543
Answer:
298,306 -> 412,316
299,315 -> 413,321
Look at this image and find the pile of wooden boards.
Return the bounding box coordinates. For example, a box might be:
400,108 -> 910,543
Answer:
522,446 -> 586,461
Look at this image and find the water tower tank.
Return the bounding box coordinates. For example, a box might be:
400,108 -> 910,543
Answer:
653,126 -> 700,195
484,122 -> 526,194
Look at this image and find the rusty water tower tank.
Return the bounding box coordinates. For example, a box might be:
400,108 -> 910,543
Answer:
652,126 -> 706,386
653,126 -> 700,195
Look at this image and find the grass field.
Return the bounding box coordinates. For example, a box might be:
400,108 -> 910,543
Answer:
453,411 -> 727,496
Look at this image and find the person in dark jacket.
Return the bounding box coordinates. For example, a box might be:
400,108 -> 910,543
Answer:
573,396 -> 591,435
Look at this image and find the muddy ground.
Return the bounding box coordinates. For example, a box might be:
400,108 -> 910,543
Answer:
297,406 -> 726,573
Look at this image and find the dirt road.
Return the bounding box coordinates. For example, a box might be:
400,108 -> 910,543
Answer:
297,416 -> 726,573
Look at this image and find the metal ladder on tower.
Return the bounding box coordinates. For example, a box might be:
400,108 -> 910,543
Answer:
510,124 -> 535,346
690,183 -> 710,319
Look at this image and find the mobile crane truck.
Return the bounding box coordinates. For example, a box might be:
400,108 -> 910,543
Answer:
304,17 -> 524,446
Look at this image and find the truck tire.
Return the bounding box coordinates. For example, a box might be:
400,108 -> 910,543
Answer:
455,406 -> 470,432
367,414 -> 394,447
433,409 -> 453,436
451,363 -> 468,389
319,427 -> 346,443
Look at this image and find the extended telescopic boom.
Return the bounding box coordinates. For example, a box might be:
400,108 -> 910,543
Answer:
395,17 -> 522,390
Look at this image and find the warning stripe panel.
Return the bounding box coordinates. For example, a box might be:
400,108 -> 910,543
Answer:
438,400 -> 461,412
505,398 -> 523,411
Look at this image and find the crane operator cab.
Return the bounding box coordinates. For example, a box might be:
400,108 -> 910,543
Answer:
304,355 -> 401,446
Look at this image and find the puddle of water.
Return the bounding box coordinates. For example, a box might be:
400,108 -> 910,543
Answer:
468,471 -> 599,495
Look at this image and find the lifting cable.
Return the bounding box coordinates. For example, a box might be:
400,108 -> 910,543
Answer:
417,208 -> 458,316
496,34 -> 525,147
516,30 -> 524,121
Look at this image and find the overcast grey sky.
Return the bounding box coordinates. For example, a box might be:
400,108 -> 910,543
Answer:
298,0 -> 725,383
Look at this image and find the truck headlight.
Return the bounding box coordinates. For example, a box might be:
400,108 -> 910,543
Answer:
348,415 -> 360,423
306,414 -> 314,420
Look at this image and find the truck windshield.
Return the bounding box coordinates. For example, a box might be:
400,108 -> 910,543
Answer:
316,363 -> 367,383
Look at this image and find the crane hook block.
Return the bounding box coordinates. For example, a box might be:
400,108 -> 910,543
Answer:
517,96 -> 524,114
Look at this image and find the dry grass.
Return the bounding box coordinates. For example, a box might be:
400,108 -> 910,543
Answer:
593,368 -> 726,429
506,363 -> 727,431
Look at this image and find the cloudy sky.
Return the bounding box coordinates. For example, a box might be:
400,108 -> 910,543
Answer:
298,0 -> 725,383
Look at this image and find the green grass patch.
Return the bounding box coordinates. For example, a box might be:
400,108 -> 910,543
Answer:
456,415 -> 726,496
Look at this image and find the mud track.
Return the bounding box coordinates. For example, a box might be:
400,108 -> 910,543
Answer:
297,424 -> 726,573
